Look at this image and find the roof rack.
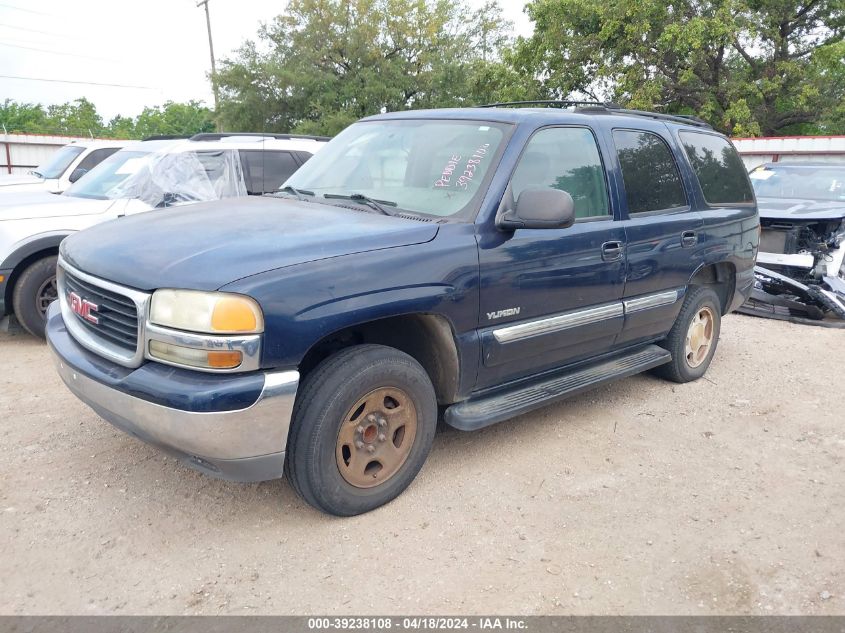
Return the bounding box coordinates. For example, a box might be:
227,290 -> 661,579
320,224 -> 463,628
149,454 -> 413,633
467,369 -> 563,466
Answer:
141,135 -> 190,141
477,100 -> 713,129
477,100 -> 614,109
189,132 -> 331,142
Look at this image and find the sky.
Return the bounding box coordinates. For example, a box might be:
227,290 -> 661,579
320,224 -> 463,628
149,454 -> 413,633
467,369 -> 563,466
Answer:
0,0 -> 533,121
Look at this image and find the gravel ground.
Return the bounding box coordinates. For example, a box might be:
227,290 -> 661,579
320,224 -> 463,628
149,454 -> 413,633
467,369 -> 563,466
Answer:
0,313 -> 843,615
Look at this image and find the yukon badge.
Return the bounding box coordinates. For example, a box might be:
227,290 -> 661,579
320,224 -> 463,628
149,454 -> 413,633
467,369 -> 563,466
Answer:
487,307 -> 521,320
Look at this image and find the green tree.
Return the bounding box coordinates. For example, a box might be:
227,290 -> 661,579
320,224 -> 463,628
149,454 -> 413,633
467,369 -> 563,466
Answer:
0,100 -> 49,134
517,0 -> 845,135
216,0 -> 524,135
45,97 -> 105,136
132,101 -> 215,138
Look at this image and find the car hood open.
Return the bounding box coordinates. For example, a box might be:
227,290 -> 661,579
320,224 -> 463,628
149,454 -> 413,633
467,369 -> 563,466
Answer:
61,196 -> 440,291
757,197 -> 845,221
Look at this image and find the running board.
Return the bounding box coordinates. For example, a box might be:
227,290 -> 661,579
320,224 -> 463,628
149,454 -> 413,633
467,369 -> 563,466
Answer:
445,345 -> 671,431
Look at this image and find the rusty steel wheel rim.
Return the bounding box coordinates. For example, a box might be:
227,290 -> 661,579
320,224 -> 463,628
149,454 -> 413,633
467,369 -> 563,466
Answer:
685,306 -> 715,368
335,387 -> 418,489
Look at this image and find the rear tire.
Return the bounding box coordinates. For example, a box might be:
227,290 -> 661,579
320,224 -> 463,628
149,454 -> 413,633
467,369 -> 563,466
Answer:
655,286 -> 722,383
12,256 -> 58,339
284,344 -> 437,516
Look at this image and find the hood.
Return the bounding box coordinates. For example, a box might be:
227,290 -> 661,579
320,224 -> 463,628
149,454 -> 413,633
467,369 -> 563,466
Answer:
0,173 -> 45,188
61,196 -> 440,291
0,192 -> 116,221
757,197 -> 845,222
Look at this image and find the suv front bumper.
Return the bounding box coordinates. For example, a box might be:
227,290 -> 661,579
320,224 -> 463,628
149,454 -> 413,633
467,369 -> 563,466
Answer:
45,303 -> 299,482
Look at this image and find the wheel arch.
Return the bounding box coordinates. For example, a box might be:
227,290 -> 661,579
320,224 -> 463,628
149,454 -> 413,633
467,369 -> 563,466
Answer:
688,261 -> 736,315
297,313 -> 462,405
2,234 -> 67,313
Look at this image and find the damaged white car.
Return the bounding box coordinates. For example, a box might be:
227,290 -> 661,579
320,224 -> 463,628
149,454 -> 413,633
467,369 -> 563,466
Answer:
739,162 -> 845,325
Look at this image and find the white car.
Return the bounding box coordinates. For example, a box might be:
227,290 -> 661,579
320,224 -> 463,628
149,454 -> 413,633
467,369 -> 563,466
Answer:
0,140 -> 130,194
0,132 -> 327,337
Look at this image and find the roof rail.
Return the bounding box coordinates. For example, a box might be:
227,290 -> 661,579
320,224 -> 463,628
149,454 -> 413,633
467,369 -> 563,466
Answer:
477,100 -> 613,109
477,100 -> 713,129
141,135 -> 190,141
189,132 -> 331,142
603,108 -> 713,129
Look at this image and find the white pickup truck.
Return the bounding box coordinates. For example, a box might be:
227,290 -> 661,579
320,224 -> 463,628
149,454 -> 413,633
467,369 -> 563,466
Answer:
0,140 -> 129,195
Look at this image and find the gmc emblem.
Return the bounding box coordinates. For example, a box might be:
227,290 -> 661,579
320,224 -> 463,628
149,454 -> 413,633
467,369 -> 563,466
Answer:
68,291 -> 99,325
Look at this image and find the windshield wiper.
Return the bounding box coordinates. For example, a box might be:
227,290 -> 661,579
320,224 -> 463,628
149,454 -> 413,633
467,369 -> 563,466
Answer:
277,186 -> 314,201
323,193 -> 398,216
30,170 -> 43,178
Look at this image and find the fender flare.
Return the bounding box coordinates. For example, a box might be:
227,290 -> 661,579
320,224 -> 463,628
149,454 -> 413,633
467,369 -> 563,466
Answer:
1,233 -> 69,272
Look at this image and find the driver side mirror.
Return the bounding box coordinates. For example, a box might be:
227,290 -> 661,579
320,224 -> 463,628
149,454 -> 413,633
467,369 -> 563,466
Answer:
496,186 -> 575,231
68,168 -> 88,183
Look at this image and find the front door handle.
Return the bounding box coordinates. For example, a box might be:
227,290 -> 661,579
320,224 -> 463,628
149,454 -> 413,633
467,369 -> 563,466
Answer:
601,240 -> 624,262
681,231 -> 698,247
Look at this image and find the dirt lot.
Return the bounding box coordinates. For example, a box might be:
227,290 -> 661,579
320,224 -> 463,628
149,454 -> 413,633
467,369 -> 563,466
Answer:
0,313 -> 843,615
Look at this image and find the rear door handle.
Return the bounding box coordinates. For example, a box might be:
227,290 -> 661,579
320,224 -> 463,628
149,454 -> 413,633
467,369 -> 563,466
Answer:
681,231 -> 698,247
601,240 -> 624,262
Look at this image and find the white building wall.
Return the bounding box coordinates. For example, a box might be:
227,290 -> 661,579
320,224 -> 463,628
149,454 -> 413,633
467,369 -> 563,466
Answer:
732,136 -> 845,169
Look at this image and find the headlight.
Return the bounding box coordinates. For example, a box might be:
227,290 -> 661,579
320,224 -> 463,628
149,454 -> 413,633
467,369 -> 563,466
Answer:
150,289 -> 264,334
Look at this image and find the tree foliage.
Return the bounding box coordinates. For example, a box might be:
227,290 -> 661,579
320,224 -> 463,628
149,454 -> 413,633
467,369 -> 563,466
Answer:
0,99 -> 215,139
215,0 -> 539,135
517,0 -> 845,135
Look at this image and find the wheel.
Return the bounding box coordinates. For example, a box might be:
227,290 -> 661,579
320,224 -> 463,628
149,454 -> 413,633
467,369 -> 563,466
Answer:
284,344 -> 437,516
12,255 -> 59,339
654,286 -> 721,383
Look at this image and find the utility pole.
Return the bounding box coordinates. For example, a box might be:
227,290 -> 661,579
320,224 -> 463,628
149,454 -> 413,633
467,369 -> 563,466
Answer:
196,0 -> 220,129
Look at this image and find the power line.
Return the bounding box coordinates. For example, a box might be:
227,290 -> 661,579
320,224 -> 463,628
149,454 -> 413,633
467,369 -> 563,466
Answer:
0,22 -> 84,39
0,73 -> 155,90
0,41 -> 116,63
0,3 -> 49,14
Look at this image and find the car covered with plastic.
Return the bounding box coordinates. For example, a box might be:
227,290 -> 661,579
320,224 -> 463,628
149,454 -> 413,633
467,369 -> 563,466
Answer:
739,162 -> 845,324
0,133 -> 327,337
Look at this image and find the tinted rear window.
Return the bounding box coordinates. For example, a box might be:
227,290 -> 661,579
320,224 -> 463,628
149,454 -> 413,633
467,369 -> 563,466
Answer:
680,132 -> 754,205
613,130 -> 686,214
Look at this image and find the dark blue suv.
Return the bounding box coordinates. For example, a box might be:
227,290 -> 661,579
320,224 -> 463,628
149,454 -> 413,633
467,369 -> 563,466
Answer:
45,103 -> 759,515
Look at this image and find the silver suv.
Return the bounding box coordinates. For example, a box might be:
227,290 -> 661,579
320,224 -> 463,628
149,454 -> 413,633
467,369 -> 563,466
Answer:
0,132 -> 328,337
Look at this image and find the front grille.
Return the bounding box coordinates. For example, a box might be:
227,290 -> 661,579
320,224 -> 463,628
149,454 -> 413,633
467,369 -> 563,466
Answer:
64,271 -> 140,353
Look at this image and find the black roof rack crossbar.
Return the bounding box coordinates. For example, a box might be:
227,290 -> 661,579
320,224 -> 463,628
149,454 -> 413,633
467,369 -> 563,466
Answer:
477,100 -> 611,109
189,132 -> 331,142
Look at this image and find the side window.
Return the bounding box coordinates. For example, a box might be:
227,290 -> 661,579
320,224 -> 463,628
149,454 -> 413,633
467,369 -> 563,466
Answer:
680,131 -> 754,205
613,130 -> 686,214
510,127 -> 609,219
76,148 -> 120,173
240,150 -> 300,195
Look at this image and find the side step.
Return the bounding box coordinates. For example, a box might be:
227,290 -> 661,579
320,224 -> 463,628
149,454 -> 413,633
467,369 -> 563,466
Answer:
444,344 -> 671,431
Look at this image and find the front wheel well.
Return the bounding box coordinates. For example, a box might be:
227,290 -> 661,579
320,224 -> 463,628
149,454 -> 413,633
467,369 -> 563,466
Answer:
688,262 -> 736,315
4,247 -> 60,313
298,314 -> 461,405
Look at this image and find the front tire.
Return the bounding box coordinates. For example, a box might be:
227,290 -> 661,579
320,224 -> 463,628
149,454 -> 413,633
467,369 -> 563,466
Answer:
284,344 -> 437,516
12,255 -> 58,339
655,286 -> 722,383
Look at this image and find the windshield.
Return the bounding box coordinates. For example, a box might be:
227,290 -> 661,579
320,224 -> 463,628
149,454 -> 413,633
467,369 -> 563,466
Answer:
750,165 -> 845,202
34,145 -> 85,179
65,150 -> 151,200
283,119 -> 511,218
65,148 -> 247,206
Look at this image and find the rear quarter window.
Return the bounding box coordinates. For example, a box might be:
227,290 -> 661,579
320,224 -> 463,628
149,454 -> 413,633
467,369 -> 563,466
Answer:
613,129 -> 687,214
680,131 -> 754,205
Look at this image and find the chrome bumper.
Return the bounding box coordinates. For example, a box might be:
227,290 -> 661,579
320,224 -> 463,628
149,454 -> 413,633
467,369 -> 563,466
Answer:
49,333 -> 299,482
